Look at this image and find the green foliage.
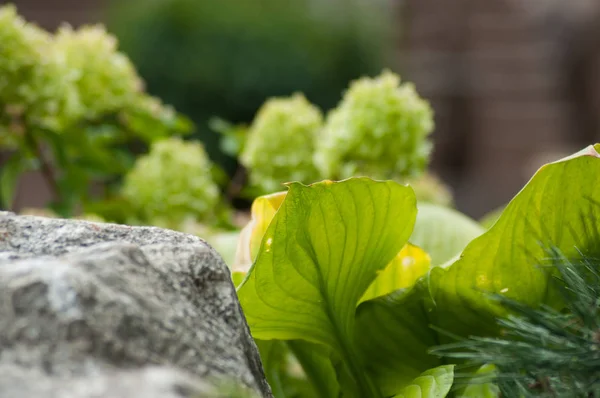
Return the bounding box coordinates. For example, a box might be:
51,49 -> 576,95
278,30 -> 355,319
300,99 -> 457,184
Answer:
360,244 -> 432,304
431,246 -> 600,397
430,145 -> 600,337
254,339 -> 340,398
108,0 -> 391,170
354,283 -> 444,395
237,178 -> 417,397
240,94 -> 324,194
410,203 -> 484,267
314,70 -> 434,181
8,6 -> 600,397
121,137 -> 220,228
392,365 -> 455,398
235,145 -> 600,397
0,4 -> 190,215
352,145 -> 600,396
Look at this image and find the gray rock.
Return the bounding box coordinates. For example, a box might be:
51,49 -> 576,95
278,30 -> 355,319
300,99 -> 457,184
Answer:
0,365 -> 227,398
0,212 -> 272,398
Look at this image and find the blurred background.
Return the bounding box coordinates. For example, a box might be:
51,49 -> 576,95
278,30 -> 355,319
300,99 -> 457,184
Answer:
3,0 -> 600,219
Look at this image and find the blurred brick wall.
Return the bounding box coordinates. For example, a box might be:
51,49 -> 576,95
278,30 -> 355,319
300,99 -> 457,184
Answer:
399,0 -> 600,218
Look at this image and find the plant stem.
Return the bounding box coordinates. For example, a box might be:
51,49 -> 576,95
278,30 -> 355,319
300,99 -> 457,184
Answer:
287,341 -> 334,398
23,128 -> 61,204
321,292 -> 381,397
337,333 -> 382,398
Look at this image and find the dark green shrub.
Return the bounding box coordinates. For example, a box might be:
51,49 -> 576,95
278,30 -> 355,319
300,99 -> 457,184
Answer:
107,0 -> 393,172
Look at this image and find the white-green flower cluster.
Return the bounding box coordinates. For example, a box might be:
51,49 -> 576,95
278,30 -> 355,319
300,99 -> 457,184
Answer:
121,138 -> 220,227
240,71 -> 434,193
315,70 -> 434,180
53,25 -> 143,120
0,4 -> 178,139
0,5 -> 78,134
0,5 -> 191,216
240,93 -> 323,194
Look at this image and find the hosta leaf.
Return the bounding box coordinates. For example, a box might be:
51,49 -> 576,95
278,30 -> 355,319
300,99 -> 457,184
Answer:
360,243 -> 431,303
478,206 -> 505,230
392,365 -> 454,398
410,203 -> 483,266
232,271 -> 247,287
355,275 -> 444,395
356,144 -> 600,395
434,144 -> 600,337
235,193 -> 433,305
233,191 -> 286,273
237,178 -> 417,396
247,191 -> 287,261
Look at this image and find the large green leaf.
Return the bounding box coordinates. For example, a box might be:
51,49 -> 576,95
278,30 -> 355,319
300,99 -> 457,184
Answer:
392,365 -> 454,398
434,144 -> 600,337
237,178 -> 417,396
410,203 -> 484,266
355,273 -> 445,395
478,206 -> 505,230
356,144 -> 600,395
232,193 -> 338,398
234,192 -> 433,306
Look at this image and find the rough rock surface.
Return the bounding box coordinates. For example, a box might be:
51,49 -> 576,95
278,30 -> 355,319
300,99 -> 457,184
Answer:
0,211 -> 272,398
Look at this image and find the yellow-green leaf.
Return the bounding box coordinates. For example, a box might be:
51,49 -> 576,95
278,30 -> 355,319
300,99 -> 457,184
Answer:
233,191 -> 286,274
360,243 -> 431,303
392,365 -> 454,398
410,203 -> 484,266
435,144 -> 600,337
455,364 -> 499,398
237,178 -> 417,397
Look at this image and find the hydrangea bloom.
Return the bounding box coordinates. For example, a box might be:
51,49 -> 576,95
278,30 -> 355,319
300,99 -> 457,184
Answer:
241,93 -> 323,194
0,5 -> 79,133
315,70 -> 434,180
122,138 -> 220,226
53,24 -> 142,120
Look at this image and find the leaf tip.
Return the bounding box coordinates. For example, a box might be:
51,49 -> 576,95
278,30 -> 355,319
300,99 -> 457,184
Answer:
552,144 -> 600,164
